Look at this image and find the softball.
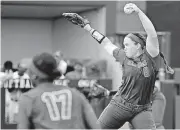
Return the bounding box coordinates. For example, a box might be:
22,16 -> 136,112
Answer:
124,6 -> 133,14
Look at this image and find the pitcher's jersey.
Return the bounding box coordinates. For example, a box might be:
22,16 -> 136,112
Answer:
113,48 -> 160,105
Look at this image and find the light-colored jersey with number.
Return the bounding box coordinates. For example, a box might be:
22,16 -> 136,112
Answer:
17,82 -> 100,129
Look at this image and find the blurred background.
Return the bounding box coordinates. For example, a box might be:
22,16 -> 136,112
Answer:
1,1 -> 180,129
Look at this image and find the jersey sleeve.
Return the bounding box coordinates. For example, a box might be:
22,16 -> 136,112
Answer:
145,49 -> 161,71
113,48 -> 126,64
80,93 -> 101,129
16,94 -> 33,129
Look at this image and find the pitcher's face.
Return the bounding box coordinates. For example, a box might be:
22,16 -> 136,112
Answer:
123,37 -> 139,58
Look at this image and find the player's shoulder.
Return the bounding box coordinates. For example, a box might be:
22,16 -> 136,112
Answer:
144,49 -> 160,63
144,49 -> 161,70
71,88 -> 88,101
144,48 -> 160,60
68,87 -> 80,94
59,86 -> 78,95
23,86 -> 42,99
65,87 -> 85,99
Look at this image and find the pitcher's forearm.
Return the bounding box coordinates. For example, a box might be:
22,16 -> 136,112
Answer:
84,24 -> 118,56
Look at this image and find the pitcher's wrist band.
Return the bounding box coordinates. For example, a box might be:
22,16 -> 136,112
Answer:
90,29 -> 106,44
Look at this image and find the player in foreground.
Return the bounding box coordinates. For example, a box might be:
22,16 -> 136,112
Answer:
17,52 -> 100,129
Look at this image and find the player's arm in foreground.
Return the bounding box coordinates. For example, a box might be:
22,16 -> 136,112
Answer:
17,94 -> 33,129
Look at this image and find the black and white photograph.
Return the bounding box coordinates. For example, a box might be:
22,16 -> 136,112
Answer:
1,1 -> 180,129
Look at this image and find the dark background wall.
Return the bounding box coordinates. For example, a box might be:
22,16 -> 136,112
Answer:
147,1 -> 180,68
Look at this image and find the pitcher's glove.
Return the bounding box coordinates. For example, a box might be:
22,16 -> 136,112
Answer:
62,13 -> 90,28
